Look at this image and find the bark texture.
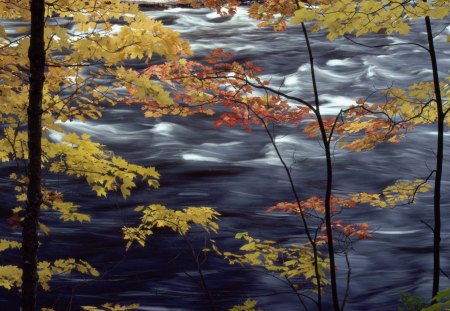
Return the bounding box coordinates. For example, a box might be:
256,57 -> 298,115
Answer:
22,0 -> 45,309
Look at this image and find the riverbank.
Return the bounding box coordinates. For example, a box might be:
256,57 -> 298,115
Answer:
132,0 -> 188,10
133,0 -> 257,10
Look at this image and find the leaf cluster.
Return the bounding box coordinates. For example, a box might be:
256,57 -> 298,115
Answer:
224,232 -> 330,288
123,204 -> 220,249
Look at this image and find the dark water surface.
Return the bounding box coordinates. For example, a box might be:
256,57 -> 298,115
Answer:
1,7 -> 450,311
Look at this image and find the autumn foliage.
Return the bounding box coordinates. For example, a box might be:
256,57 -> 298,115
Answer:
0,0 -> 449,310
129,0 -> 449,309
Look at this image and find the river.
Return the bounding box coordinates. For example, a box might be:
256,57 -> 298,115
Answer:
1,5 -> 450,311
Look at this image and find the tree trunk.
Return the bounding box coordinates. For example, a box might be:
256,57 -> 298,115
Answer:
425,15 -> 444,301
301,22 -> 340,311
22,0 -> 45,309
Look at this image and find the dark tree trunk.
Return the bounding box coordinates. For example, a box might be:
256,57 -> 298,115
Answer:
22,0 -> 46,309
301,22 -> 340,311
425,15 -> 444,301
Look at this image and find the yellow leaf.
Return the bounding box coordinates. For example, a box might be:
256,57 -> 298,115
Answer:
39,222 -> 50,235
0,265 -> 22,289
0,239 -> 21,252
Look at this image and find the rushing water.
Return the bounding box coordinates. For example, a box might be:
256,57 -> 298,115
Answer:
1,6 -> 450,311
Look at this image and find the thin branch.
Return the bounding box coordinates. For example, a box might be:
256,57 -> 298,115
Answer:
341,250 -> 351,311
421,220 -> 434,233
343,34 -> 429,52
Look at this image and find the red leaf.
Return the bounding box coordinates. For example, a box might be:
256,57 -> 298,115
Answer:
7,212 -> 22,229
